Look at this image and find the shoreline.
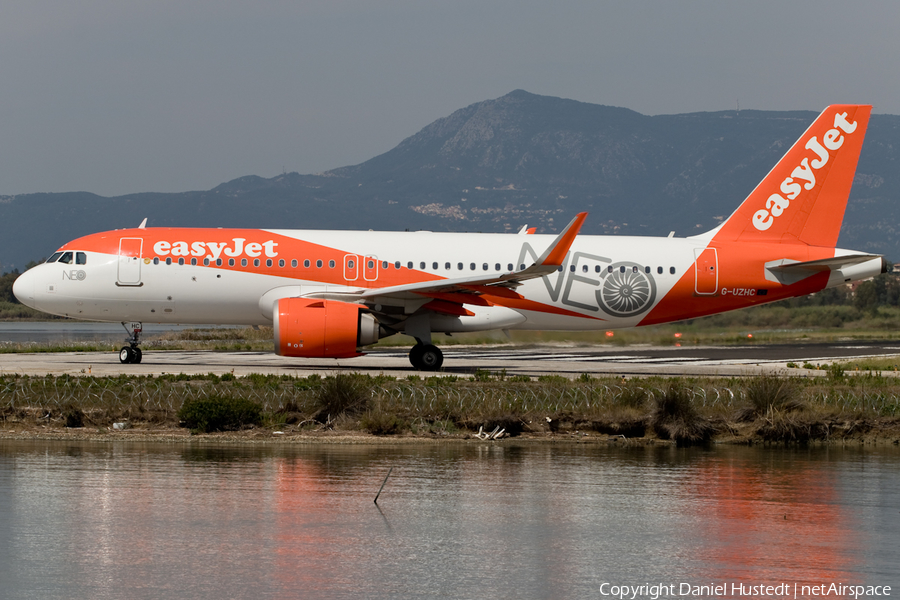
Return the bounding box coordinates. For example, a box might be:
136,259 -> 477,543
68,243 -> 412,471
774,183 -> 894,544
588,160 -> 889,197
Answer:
3,420 -> 900,447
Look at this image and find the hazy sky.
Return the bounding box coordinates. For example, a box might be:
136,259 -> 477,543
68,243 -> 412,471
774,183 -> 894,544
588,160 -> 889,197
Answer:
1,0 -> 897,197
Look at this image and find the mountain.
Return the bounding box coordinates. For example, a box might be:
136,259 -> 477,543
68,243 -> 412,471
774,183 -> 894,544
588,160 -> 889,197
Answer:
2,90 -> 899,271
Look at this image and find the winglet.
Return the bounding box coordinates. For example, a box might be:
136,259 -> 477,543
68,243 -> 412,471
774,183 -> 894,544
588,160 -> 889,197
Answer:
536,212 -> 587,266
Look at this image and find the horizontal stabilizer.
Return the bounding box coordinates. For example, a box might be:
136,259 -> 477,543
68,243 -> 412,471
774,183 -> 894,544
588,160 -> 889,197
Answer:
767,254 -> 883,273
765,254 -> 884,285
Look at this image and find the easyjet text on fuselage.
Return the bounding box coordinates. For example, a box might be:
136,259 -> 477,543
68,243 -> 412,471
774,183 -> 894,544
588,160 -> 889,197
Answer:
152,238 -> 279,260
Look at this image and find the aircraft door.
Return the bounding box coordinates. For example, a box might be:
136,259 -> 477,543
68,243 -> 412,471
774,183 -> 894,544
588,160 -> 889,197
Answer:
694,248 -> 718,295
117,238 -> 143,286
343,254 -> 359,281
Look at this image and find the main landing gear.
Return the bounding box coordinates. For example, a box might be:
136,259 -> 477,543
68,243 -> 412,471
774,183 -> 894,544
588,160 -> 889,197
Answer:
119,322 -> 143,364
409,343 -> 443,371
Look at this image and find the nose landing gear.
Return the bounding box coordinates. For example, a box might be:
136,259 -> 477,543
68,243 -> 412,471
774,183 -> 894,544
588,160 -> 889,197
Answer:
119,322 -> 143,364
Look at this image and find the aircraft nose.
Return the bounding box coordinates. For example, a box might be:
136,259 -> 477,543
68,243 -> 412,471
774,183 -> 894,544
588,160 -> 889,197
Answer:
12,269 -> 36,309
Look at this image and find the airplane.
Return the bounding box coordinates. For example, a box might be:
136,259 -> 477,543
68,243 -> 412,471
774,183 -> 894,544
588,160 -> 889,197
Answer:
13,104 -> 885,370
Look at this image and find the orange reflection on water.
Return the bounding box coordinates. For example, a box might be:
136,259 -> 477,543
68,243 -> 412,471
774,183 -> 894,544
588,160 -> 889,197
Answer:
272,457 -> 340,596
684,452 -> 860,587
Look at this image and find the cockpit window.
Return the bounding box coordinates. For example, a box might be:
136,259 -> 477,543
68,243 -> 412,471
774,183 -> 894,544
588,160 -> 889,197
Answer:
46,252 -> 63,263
58,252 -> 74,264
76,252 -> 87,265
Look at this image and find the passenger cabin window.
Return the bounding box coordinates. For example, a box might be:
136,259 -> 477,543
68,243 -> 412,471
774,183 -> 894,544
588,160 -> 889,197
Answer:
241,258 -> 247,267
254,259 -> 260,267
228,258 -> 235,267
153,257 -> 160,265
316,260 -> 323,268
432,262 -> 438,270
279,259 -> 285,267
190,258 -> 197,266
329,260 -> 335,268
420,262 -> 426,270
670,267 -> 676,274
657,266 -> 663,274
179,258 -> 185,266
266,259 -> 273,267
291,259 -> 297,268
458,263 -> 463,270
46,252 -> 63,263
166,258 -> 172,265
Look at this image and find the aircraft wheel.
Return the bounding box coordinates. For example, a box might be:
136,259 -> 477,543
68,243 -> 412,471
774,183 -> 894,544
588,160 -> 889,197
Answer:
119,346 -> 134,364
133,348 -> 143,364
418,344 -> 443,371
409,344 -> 425,369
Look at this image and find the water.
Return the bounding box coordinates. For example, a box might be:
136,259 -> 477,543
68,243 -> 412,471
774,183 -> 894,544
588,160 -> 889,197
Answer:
0,441 -> 897,599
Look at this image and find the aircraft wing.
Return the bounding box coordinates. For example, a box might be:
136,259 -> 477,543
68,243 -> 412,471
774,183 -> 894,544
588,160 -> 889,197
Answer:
307,212 -> 587,304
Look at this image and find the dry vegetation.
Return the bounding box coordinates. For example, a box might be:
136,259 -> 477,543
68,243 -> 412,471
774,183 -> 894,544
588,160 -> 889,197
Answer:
1,371 -> 899,445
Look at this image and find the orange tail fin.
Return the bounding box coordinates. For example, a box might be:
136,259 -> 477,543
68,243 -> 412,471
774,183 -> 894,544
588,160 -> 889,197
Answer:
712,105 -> 871,248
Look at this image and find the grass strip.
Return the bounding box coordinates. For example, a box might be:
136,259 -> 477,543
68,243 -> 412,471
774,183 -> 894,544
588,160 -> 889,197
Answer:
1,372 -> 899,445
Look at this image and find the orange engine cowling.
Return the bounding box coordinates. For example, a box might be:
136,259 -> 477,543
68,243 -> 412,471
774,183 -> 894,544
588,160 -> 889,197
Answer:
274,298 -> 380,358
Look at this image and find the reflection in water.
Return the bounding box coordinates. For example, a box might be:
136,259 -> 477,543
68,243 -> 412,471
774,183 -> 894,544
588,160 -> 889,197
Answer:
0,442 -> 897,600
684,451 -> 859,585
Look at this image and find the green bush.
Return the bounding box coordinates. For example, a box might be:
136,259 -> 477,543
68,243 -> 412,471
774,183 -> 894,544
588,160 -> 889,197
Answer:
614,383 -> 648,409
313,374 -> 371,421
740,376 -> 802,420
177,395 -> 263,433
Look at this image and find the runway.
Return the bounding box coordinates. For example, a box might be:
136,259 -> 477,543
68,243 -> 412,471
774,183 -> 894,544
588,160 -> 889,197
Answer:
1,341 -> 898,378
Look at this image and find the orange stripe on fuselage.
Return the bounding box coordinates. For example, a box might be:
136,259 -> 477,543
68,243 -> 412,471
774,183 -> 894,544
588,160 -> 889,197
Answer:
639,242 -> 833,326
62,227 -> 600,321
59,228 -> 444,289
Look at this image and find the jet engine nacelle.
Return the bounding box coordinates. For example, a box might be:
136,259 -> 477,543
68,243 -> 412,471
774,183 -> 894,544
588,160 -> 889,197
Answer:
274,298 -> 379,358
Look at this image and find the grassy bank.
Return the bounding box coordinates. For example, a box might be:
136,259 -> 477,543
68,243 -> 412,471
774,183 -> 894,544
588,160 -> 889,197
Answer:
2,372 -> 899,445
